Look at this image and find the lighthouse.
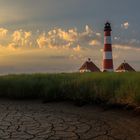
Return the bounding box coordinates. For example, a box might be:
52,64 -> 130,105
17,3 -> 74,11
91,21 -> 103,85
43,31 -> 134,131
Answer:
103,22 -> 114,72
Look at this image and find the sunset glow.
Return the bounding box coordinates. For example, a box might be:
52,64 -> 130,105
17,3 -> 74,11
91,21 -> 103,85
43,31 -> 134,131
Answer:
0,0 -> 139,73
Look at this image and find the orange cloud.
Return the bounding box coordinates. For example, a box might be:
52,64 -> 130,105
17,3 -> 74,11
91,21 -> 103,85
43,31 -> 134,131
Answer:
73,45 -> 81,52
37,33 -> 48,48
0,28 -> 8,38
89,40 -> 101,46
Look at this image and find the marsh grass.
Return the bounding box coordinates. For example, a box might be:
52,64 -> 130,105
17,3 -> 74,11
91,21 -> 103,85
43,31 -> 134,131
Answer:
0,72 -> 139,107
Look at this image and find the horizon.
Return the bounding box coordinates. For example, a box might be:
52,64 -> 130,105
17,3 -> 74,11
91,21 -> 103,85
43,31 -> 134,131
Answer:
0,0 -> 140,73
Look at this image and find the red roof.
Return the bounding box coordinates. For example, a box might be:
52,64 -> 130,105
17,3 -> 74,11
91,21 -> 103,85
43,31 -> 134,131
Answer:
116,62 -> 135,71
79,59 -> 100,72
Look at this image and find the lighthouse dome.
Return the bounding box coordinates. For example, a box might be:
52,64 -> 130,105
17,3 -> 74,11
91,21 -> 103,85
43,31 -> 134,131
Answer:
104,22 -> 112,31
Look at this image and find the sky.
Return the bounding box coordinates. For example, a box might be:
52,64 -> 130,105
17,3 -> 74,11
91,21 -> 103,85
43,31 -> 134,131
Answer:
0,0 -> 140,73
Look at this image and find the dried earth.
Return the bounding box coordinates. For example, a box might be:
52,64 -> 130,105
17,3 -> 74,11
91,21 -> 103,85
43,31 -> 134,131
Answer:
0,100 -> 140,140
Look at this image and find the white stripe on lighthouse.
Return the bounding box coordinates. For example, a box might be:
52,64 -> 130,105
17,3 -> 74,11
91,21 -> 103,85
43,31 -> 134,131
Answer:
103,51 -> 112,59
104,36 -> 111,44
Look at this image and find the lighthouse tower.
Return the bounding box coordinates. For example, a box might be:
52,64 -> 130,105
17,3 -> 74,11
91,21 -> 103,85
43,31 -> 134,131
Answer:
103,22 -> 114,72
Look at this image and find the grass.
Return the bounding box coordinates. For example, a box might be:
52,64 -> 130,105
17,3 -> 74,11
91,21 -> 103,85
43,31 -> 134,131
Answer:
0,72 -> 139,107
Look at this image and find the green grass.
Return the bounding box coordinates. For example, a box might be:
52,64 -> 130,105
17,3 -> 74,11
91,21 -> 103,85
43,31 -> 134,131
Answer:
0,72 -> 139,107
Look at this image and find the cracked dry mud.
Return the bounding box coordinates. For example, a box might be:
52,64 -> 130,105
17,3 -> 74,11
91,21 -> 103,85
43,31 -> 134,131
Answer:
0,100 -> 140,140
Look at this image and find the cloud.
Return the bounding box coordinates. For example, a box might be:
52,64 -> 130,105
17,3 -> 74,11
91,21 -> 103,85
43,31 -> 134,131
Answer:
11,30 -> 33,48
0,25 -> 102,51
73,45 -> 81,52
113,44 -> 140,51
57,28 -> 78,42
129,39 -> 140,45
12,30 -> 22,42
24,31 -> 32,39
89,39 -> 101,46
79,25 -> 94,43
1,26 -> 140,54
121,22 -> 129,29
85,25 -> 93,35
96,32 -> 101,37
114,36 -> 120,41
35,25 -> 100,50
0,28 -> 8,38
37,33 -> 48,48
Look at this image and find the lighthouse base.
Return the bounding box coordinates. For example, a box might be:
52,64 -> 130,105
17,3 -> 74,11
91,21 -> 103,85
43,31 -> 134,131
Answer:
103,69 -> 114,72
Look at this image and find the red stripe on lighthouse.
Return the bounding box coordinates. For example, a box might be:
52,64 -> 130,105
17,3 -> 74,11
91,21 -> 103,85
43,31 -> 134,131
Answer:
104,44 -> 112,51
104,31 -> 111,36
103,59 -> 113,69
103,22 -> 114,72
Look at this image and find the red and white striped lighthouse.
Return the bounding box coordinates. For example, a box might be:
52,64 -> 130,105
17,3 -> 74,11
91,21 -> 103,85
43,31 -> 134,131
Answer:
103,22 -> 114,72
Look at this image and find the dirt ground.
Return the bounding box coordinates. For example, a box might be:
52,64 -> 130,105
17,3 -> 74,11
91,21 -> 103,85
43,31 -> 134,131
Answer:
0,99 -> 140,140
